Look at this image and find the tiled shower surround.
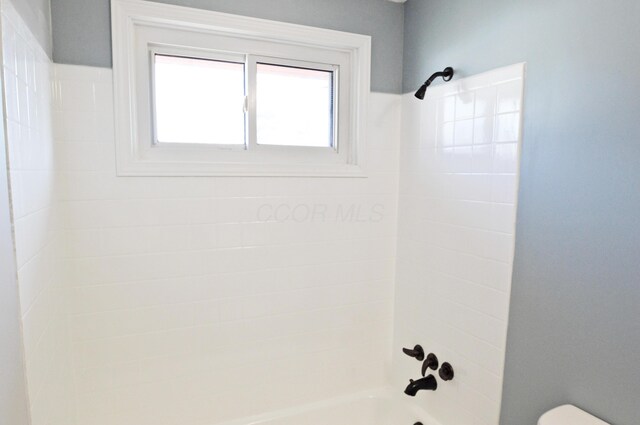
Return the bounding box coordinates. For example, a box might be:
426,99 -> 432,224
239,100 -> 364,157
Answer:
54,65 -> 399,425
2,2 -> 523,425
394,64 -> 524,425
1,2 -> 74,425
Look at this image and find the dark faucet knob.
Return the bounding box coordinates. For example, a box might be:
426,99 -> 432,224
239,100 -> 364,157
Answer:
439,362 -> 454,381
402,345 -> 425,361
421,353 -> 439,376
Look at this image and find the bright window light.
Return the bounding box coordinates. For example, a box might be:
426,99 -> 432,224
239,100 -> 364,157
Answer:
256,63 -> 334,148
154,54 -> 246,145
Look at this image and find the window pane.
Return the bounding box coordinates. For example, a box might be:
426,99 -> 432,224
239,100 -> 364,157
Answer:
154,55 -> 245,145
257,63 -> 334,147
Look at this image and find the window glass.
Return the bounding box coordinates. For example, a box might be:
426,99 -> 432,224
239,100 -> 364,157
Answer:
154,55 -> 246,145
256,63 -> 334,148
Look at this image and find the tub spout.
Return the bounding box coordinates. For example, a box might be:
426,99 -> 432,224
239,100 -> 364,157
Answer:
404,375 -> 437,396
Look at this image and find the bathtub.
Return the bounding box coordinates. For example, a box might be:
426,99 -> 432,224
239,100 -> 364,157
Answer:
215,388 -> 441,425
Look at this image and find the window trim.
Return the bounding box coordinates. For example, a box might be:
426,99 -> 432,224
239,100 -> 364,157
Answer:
111,0 -> 371,177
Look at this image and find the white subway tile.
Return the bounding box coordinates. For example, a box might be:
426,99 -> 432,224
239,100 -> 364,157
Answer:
474,86 -> 497,118
455,92 -> 475,120
494,112 -> 521,143
497,80 -> 523,113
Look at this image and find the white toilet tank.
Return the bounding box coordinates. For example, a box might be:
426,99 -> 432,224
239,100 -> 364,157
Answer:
539,405 -> 610,425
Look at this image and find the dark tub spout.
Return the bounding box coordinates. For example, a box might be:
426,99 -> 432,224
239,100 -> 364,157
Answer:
404,375 -> 437,396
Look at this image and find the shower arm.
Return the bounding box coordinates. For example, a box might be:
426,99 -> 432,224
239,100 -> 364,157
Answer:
423,68 -> 453,86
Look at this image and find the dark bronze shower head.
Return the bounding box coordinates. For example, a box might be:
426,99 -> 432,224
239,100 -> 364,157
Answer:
415,67 -> 454,100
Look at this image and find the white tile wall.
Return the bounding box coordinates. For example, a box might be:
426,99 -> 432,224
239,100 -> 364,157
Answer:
393,64 -> 524,425
3,7 -> 523,424
1,2 -> 75,425
53,64 -> 401,425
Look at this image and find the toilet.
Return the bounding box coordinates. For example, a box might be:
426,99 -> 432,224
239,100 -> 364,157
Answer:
539,405 -> 610,425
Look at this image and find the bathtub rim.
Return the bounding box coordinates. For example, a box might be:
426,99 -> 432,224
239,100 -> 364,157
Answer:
208,386 -> 442,425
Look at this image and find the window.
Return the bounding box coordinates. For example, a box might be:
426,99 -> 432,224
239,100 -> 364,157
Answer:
112,0 -> 371,176
151,53 -> 337,149
256,62 -> 335,148
153,55 -> 246,146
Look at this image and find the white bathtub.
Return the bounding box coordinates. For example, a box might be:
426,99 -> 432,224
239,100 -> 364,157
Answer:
215,388 -> 441,425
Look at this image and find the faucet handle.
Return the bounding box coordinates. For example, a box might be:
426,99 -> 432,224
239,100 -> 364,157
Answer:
402,345 -> 425,361
421,353 -> 439,376
439,362 -> 454,381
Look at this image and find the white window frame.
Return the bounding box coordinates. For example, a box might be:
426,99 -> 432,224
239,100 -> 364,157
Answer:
111,0 -> 371,177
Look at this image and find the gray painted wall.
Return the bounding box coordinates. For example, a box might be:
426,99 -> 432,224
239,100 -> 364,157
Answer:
0,67 -> 30,425
10,0 -> 52,55
50,0 -> 405,93
403,1 -> 640,424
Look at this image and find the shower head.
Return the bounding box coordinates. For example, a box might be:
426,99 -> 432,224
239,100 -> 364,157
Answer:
414,84 -> 428,101
414,67 -> 454,100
